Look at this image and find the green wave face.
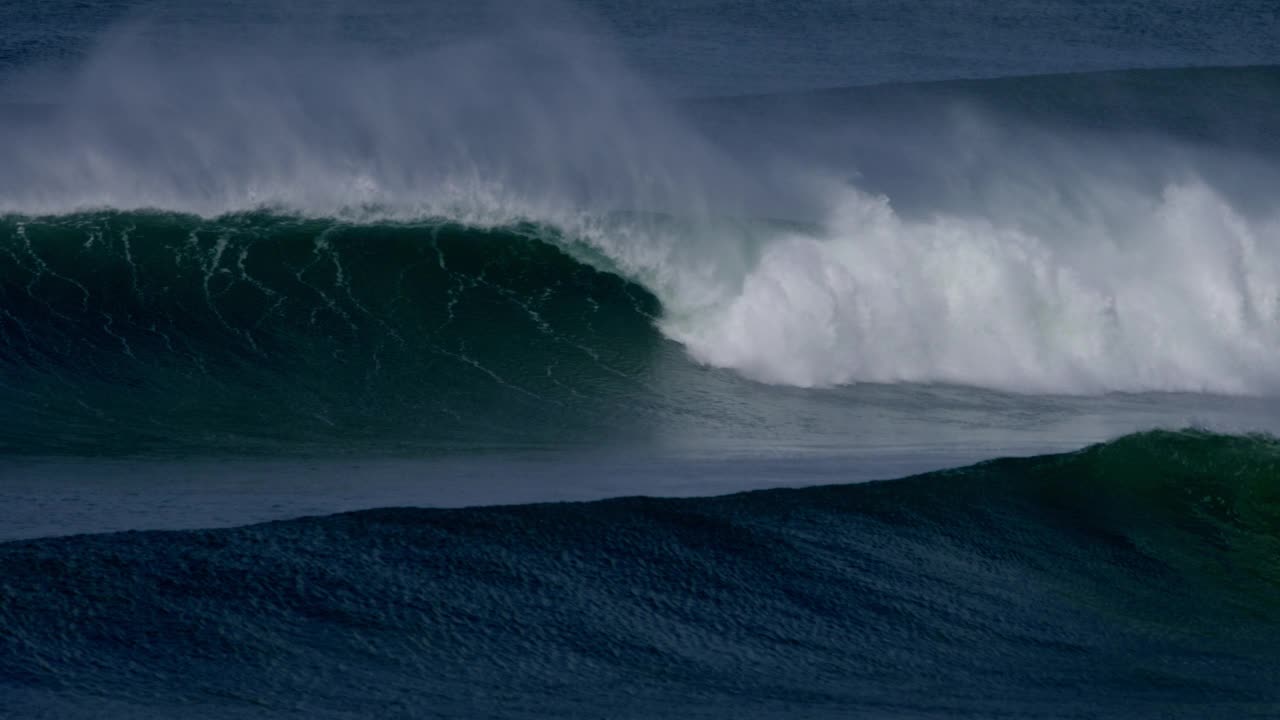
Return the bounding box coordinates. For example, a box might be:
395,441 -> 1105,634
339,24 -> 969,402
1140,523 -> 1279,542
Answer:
0,212 -> 667,454
912,430 -> 1280,615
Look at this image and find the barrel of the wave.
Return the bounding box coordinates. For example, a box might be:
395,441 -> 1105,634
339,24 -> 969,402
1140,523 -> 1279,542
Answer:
0,212 -> 667,455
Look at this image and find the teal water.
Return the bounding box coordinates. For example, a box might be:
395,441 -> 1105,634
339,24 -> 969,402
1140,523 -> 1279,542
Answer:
2,2 -> 1280,717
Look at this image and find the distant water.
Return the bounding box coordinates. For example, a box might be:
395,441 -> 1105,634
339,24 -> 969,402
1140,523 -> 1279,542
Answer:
2,1 -> 1279,717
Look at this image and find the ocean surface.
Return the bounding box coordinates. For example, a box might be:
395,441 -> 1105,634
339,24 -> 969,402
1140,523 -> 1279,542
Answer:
2,1 -> 1280,717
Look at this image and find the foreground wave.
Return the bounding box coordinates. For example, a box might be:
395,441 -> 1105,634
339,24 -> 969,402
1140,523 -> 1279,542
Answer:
2,430 -> 1277,718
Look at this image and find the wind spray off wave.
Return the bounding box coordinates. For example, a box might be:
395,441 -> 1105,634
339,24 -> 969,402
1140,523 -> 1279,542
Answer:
2,9 -> 1280,455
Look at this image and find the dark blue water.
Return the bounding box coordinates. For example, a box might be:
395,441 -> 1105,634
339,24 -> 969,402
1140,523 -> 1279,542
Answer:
2,1 -> 1279,717
4,0 -> 1280,95
5,432 -> 1280,718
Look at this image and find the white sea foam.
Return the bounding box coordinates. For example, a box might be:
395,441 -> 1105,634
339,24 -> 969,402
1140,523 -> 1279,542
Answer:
658,181 -> 1280,394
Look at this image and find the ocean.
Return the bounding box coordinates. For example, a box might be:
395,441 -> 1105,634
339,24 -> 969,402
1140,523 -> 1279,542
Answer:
2,1 -> 1279,717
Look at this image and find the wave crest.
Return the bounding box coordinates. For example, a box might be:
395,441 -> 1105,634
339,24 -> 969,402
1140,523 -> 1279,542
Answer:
666,181 -> 1280,394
